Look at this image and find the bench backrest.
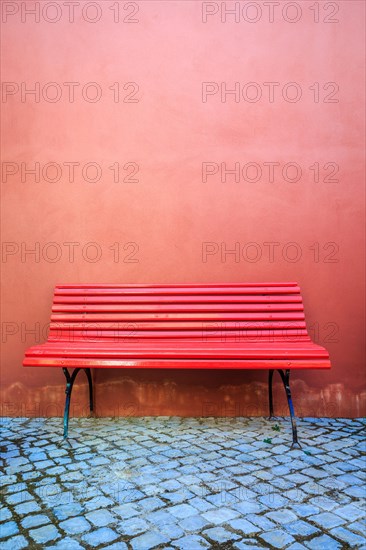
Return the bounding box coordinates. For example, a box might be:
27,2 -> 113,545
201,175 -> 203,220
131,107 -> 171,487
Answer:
49,283 -> 310,343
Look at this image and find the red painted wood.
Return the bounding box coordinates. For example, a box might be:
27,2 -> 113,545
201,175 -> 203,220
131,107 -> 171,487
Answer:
49,322 -> 308,332
52,303 -> 304,313
25,343 -> 329,359
51,313 -> 305,323
53,295 -> 303,305
23,358 -> 331,369
56,282 -> 299,288
48,330 -> 311,340
54,290 -> 300,297
23,283 -> 331,370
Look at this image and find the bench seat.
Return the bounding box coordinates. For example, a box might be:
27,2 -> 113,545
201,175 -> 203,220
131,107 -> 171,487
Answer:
25,341 -> 330,368
23,282 -> 331,446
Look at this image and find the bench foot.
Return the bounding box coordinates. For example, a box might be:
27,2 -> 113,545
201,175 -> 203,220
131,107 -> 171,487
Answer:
62,367 -> 94,438
268,368 -> 301,449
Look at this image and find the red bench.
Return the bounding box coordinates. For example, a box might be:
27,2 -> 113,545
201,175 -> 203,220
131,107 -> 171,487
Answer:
23,283 -> 331,447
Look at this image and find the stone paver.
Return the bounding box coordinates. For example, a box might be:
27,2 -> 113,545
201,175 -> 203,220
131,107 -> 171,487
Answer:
82,527 -> 119,546
204,525 -> 241,542
228,517 -> 260,534
59,516 -> 91,534
48,538 -> 84,550
85,509 -> 116,527
0,521 -> 19,538
0,416 -> 365,548
260,529 -> 295,548
130,530 -> 169,549
169,503 -> 199,519
21,514 -> 50,529
29,523 -> 61,544
330,525 -> 366,546
0,534 -> 29,550
304,533 -> 342,549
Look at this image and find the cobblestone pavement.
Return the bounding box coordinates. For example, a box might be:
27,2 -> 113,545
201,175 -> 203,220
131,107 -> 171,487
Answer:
1,416 -> 365,549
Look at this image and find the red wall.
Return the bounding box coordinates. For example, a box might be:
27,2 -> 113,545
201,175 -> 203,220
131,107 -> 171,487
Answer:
1,0 -> 365,418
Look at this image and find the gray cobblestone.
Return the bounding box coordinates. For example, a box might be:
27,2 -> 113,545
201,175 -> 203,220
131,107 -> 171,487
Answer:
103,541 -> 128,550
103,543 -> 128,550
113,503 -> 140,519
130,530 -> 169,549
284,519 -> 319,537
21,513 -> 50,529
173,533 -> 210,548
160,521 -> 184,539
304,533 -> 342,549
292,503 -> 320,517
82,527 -> 118,546
29,523 -> 61,543
52,502 -> 84,520
163,489 -> 194,503
330,525 -> 366,546
333,503 -> 365,521
344,485 -> 366,498
1,416 -> 365,548
0,507 -> 12,521
235,541 -> 262,549
202,506 -> 240,524
85,509 -> 116,527
118,516 -> 149,536
246,513 -> 276,531
138,496 -> 165,511
309,511 -> 346,529
0,521 -> 19,538
3,482 -> 26,494
59,516 -> 91,534
169,503 -> 198,519
204,526 -> 241,542
48,538 -> 84,550
348,519 -> 366,535
28,452 -> 47,462
179,514 -> 210,532
260,528 -> 295,548
258,492 -> 290,508
83,495 -> 114,510
232,493 -> 264,512
227,517 -> 260,535
14,500 -> 41,516
267,509 -> 298,524
0,534 -> 28,549
5,490 -> 33,506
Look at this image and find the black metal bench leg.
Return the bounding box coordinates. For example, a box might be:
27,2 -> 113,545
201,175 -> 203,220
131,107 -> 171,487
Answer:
277,369 -> 302,449
268,369 -> 274,418
63,368 -> 81,438
84,368 -> 94,412
62,367 -> 95,438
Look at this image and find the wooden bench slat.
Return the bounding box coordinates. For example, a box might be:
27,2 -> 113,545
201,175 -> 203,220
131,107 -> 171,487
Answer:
25,343 -> 329,359
54,286 -> 301,296
48,331 -> 311,341
55,282 -> 299,289
49,321 -> 308,331
52,303 -> 304,313
51,312 -> 305,323
23,357 -> 330,369
53,295 -> 303,305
